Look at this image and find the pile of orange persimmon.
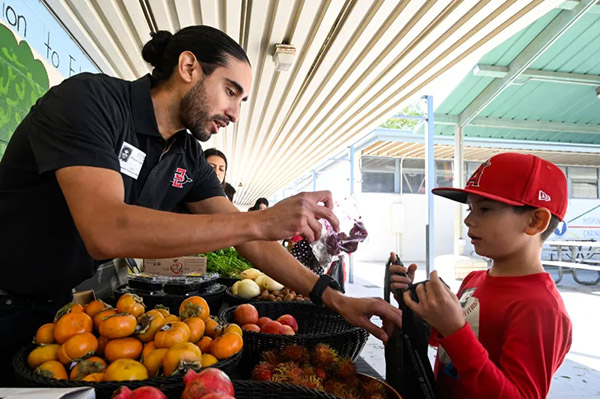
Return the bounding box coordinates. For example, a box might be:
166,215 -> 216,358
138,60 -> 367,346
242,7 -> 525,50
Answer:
25,294 -> 243,382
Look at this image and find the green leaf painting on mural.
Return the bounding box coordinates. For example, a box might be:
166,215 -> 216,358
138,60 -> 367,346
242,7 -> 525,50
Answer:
0,24 -> 49,157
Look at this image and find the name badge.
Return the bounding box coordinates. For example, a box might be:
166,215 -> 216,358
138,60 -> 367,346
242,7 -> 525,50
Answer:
118,141 -> 146,179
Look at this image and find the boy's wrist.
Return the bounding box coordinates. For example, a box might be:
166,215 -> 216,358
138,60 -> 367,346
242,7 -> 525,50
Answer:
438,321 -> 466,338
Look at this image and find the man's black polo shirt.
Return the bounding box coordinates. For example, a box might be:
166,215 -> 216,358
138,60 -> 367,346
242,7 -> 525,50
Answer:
0,73 -> 224,299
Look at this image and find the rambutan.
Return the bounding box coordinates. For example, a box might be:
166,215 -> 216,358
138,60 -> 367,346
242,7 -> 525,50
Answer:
251,362 -> 275,381
366,394 -> 386,399
324,379 -> 360,399
261,350 -> 280,365
271,361 -> 304,383
336,358 -> 356,380
281,344 -> 310,363
315,366 -> 327,381
293,375 -> 324,391
362,379 -> 387,397
313,343 -> 339,367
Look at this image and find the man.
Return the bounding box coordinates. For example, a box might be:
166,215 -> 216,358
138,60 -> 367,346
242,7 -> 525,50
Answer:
0,26 -> 401,383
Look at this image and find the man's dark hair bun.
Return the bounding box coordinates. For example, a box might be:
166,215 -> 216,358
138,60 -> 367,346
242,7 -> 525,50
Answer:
142,31 -> 173,67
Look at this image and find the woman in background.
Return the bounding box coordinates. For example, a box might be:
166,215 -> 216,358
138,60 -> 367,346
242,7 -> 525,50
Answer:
204,148 -> 236,202
248,197 -> 269,211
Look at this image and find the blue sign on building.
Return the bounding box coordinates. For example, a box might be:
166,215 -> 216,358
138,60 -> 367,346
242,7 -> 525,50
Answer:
1,0 -> 98,77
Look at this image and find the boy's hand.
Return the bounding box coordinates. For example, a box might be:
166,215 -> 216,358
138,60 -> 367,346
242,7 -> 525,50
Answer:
390,263 -> 417,292
403,270 -> 465,337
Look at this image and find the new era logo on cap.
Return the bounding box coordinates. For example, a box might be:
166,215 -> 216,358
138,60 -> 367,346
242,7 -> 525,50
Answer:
432,153 -> 568,220
538,190 -> 551,202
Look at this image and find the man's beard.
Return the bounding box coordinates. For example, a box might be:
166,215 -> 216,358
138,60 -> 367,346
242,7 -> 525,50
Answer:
180,78 -> 221,142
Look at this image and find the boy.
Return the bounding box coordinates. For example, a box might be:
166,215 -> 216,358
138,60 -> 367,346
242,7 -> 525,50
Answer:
390,152 -> 572,399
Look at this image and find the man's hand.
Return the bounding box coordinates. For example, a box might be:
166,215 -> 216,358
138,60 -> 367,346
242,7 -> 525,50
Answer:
332,295 -> 402,344
258,191 -> 339,242
403,270 -> 465,337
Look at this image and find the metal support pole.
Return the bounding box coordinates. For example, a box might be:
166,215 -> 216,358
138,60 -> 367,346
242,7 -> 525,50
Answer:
424,95 -> 435,278
349,145 -> 355,284
454,125 -> 464,255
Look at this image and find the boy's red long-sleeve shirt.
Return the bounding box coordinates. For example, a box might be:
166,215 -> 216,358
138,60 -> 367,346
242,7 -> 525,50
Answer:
432,271 -> 572,399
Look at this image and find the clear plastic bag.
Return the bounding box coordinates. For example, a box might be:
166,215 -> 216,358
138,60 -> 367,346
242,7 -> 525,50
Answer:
310,196 -> 368,265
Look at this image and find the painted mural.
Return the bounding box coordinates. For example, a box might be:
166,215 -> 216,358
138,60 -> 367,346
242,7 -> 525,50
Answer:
0,23 -> 48,158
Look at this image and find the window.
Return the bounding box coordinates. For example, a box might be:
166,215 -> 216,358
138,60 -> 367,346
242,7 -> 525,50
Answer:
568,166 -> 598,199
361,157 -> 395,193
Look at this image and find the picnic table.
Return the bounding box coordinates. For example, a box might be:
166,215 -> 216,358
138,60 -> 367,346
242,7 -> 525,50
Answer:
543,240 -> 600,285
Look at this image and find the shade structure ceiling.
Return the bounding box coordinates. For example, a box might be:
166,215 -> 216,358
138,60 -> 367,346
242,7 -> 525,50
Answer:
44,0 -> 565,204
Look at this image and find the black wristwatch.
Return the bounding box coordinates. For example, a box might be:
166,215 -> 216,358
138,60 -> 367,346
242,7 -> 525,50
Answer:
309,274 -> 341,306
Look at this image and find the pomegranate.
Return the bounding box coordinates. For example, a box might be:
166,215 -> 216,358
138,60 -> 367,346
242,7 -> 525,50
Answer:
260,320 -> 285,334
112,386 -> 167,399
112,386 -> 132,399
199,394 -> 236,399
282,325 -> 295,335
241,323 -> 260,332
277,314 -> 298,333
182,368 -> 235,399
257,317 -> 271,329
233,304 -> 258,326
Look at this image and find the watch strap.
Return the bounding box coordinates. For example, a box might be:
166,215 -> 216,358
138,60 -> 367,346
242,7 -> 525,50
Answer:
309,274 -> 341,306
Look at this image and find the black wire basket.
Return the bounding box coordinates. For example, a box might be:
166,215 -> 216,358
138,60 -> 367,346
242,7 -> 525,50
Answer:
217,277 -> 240,287
113,283 -> 226,316
219,301 -> 369,374
13,344 -> 242,399
224,286 -> 250,306
159,379 -> 342,399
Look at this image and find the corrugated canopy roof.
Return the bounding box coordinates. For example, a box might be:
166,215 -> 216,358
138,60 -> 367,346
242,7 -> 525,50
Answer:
43,0 -> 573,203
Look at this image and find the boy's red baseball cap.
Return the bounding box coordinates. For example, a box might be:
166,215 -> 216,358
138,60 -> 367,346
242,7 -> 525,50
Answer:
432,153 -> 568,220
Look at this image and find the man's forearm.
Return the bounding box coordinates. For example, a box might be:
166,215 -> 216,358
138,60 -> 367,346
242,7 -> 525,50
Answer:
87,203 -> 261,259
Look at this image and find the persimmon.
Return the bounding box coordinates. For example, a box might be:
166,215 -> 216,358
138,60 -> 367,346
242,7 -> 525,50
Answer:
204,318 -> 222,339
54,302 -> 85,323
99,313 -> 137,338
35,360 -> 67,380
197,336 -> 212,353
54,312 -> 93,344
104,337 -> 143,362
35,323 -> 56,345
155,322 -> 190,348
201,353 -> 218,367
27,344 -> 60,368
96,335 -> 110,357
179,296 -> 210,321
82,372 -> 105,382
163,314 -> 179,323
210,332 -> 243,360
85,299 -> 111,318
69,356 -> 106,380
57,344 -> 71,365
224,323 -> 243,337
184,317 -> 205,343
104,358 -> 148,381
116,293 -> 145,317
162,342 -> 202,376
143,347 -> 168,378
136,312 -> 165,342
62,332 -> 98,361
93,308 -> 117,331
153,306 -> 170,317
142,341 -> 157,362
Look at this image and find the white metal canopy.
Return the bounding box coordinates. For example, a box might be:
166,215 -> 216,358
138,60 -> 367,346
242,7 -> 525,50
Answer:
43,0 -> 564,204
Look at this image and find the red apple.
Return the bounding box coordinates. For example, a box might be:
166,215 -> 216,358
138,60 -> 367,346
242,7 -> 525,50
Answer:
233,304 -> 258,326
257,317 -> 272,329
282,325 -> 295,335
242,323 -> 260,332
261,320 -> 286,334
181,368 -> 234,399
277,314 -> 298,333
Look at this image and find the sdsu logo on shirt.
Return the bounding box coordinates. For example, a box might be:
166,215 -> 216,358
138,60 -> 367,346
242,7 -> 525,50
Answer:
172,168 -> 193,188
